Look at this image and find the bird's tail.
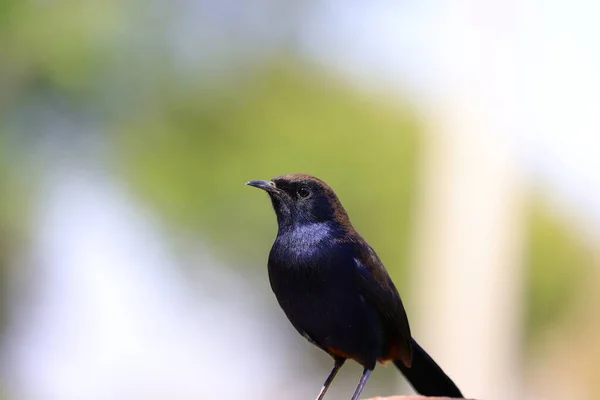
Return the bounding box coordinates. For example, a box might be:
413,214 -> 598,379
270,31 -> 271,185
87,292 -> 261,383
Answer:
394,338 -> 463,398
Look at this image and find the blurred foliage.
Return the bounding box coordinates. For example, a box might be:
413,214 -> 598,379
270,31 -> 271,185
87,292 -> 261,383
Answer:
0,0 -> 131,99
524,199 -> 594,344
0,135 -> 7,337
0,137 -> 28,340
113,62 -> 421,286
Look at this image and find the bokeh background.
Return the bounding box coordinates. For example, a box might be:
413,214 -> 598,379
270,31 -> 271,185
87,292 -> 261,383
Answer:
1,1 -> 599,399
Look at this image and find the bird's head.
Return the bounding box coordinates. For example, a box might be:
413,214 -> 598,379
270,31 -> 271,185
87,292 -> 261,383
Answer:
247,173 -> 350,230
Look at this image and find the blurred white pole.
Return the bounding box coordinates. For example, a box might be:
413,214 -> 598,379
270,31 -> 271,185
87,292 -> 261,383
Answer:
411,2 -> 525,400
413,111 -> 524,400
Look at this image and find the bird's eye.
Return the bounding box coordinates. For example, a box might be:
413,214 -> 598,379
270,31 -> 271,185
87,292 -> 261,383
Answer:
297,187 -> 311,198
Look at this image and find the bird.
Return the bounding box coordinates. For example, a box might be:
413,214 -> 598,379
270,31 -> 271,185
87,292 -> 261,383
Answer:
247,173 -> 463,400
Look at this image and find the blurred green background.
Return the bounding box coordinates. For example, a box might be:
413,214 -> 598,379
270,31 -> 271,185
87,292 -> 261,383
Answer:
1,1 -> 599,399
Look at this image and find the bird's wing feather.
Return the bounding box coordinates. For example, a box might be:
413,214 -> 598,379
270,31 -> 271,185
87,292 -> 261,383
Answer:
352,240 -> 413,366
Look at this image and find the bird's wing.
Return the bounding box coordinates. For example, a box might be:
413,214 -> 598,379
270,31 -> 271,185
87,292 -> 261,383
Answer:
352,240 -> 413,367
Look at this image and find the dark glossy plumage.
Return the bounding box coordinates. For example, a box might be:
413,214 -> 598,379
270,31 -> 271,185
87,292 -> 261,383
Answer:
247,173 -> 463,399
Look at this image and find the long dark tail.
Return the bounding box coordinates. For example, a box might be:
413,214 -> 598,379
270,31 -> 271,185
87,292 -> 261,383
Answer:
394,338 -> 463,398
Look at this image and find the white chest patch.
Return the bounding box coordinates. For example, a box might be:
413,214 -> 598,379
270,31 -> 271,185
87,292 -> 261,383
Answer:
278,222 -> 331,258
289,222 -> 330,243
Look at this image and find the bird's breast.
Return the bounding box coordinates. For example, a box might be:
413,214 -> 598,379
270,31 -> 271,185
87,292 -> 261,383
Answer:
267,223 -> 356,305
271,222 -> 335,263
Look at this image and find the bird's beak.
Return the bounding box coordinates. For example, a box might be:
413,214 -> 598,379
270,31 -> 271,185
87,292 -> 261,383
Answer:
246,179 -> 279,193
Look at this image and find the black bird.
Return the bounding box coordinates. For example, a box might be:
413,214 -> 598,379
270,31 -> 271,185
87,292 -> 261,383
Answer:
247,173 -> 463,400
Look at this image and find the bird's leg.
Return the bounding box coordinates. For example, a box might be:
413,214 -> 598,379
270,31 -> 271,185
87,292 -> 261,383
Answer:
350,368 -> 372,400
315,357 -> 346,400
